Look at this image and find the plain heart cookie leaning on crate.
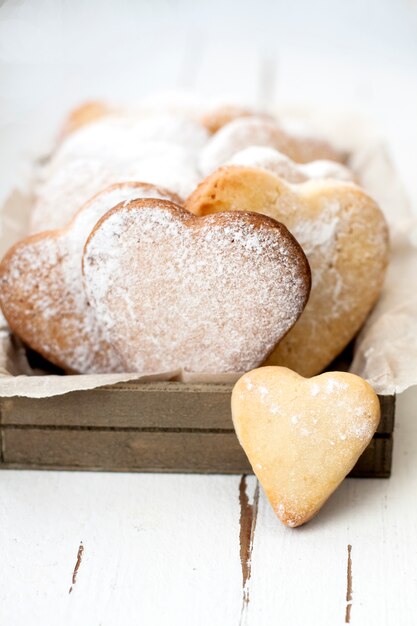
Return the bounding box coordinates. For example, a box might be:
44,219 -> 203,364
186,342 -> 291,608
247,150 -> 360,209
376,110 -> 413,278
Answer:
81,199 -> 311,373
185,165 -> 389,377
232,366 -> 381,527
0,182 -> 181,373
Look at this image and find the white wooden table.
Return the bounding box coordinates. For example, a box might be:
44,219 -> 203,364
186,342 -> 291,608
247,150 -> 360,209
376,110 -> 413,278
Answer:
0,390 -> 416,625
1,1 -> 417,624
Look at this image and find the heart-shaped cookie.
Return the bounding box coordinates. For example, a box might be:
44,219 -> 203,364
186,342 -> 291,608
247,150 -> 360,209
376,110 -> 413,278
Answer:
232,366 -> 380,527
82,200 -> 311,374
0,182 -> 180,373
199,116 -> 345,176
31,143 -> 199,232
227,146 -> 354,183
186,166 -> 389,377
54,114 -> 209,165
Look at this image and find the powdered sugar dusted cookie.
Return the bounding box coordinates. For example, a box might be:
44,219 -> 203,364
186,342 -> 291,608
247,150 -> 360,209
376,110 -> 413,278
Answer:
31,112 -> 209,232
54,114 -> 209,164
0,182 -> 180,373
31,144 -> 195,232
186,166 -> 389,376
83,200 -> 311,374
232,366 -> 380,527
227,146 -> 354,183
199,116 -> 345,176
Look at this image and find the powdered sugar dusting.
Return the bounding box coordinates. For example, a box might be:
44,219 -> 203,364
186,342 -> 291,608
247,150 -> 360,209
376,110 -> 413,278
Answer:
228,146 -> 307,182
228,146 -> 353,183
199,116 -> 342,176
31,141 -> 199,232
55,114 -> 209,163
30,112 -> 210,232
83,202 -> 310,373
199,117 -> 296,176
325,377 -> 349,393
310,383 -> 320,396
302,159 -> 353,182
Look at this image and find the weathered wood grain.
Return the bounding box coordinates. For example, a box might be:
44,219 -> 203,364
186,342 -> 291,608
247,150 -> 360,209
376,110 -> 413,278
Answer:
0,383 -> 395,433
0,383 -> 238,428
0,426 -> 392,476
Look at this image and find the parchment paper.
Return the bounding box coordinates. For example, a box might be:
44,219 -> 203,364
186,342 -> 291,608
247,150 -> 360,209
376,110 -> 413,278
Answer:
0,109 -> 416,397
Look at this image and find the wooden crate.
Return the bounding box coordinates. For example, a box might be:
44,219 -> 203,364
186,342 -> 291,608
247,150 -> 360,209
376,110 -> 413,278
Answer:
0,381 -> 394,476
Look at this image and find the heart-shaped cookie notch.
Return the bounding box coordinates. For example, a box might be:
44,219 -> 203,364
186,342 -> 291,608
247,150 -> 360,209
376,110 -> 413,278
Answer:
232,366 -> 380,527
199,116 -> 345,176
0,182 -> 180,373
186,166 -> 389,377
82,200 -> 311,374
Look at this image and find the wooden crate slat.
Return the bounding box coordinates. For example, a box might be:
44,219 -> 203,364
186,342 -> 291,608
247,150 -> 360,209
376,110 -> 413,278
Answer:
349,435 -> 393,478
0,425 -> 392,477
0,383 -> 235,429
0,385 -> 395,434
1,429 -> 249,473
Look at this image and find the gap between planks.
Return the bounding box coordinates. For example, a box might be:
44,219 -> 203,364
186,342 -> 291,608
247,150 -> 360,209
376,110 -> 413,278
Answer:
0,424 -> 235,434
69,542 -> 84,595
345,544 -> 353,623
239,475 -> 260,625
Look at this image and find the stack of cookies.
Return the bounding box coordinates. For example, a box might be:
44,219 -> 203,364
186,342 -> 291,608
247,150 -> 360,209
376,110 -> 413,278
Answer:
0,100 -> 389,377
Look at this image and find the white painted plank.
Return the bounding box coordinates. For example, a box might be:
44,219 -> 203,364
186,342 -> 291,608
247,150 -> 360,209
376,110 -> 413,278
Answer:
0,473 -> 246,626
